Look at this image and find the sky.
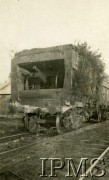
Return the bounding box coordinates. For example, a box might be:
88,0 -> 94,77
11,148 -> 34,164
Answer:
0,0 -> 109,83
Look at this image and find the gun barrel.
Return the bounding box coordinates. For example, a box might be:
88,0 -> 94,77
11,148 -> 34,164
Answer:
33,66 -> 46,83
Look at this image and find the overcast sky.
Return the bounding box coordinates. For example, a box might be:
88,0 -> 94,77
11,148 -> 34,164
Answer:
0,0 -> 109,83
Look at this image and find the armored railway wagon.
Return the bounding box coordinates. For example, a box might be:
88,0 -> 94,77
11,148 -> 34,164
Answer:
11,44 -> 109,134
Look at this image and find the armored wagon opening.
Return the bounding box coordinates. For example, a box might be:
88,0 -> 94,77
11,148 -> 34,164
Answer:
18,59 -> 65,90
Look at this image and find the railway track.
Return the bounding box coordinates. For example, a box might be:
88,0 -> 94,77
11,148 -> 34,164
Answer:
0,121 -> 109,179
0,122 -> 108,156
0,122 -> 102,157
0,133 -> 29,143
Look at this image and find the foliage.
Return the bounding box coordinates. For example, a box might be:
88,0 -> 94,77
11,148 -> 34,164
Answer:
72,42 -> 105,102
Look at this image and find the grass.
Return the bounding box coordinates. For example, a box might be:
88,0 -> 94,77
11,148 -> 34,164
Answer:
0,118 -> 26,137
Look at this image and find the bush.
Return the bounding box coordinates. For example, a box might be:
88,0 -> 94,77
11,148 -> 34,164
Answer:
73,42 -> 105,103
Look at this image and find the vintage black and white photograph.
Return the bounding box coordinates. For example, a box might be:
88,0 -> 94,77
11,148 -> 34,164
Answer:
0,0 -> 109,179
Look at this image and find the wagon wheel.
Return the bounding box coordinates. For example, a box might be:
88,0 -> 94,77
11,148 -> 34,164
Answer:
23,115 -> 38,133
56,109 -> 85,134
28,116 -> 37,133
56,112 -> 74,134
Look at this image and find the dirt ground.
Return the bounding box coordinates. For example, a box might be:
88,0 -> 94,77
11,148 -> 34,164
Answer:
0,120 -> 109,180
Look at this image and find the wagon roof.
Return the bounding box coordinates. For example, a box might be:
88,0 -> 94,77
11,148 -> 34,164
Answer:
15,44 -> 74,57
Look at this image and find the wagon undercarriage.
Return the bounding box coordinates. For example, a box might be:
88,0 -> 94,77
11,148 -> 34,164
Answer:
22,104 -> 86,134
